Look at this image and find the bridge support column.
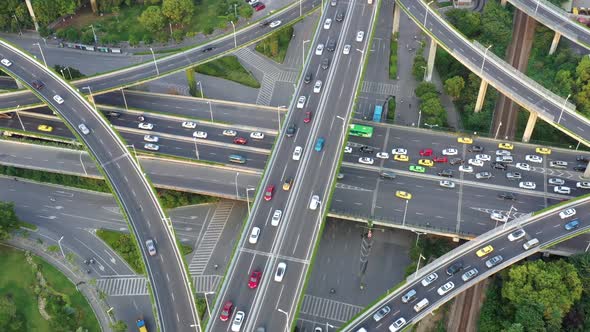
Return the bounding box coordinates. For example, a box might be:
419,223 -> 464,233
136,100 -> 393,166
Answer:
522,112 -> 538,143
392,3 -> 401,34
24,0 -> 39,31
549,32 -> 561,55
425,37 -> 437,82
474,80 -> 488,113
14,80 -> 24,89
584,161 -> 590,179
500,0 -> 507,6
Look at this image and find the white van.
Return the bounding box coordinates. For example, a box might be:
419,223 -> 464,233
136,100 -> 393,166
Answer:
413,298 -> 429,313
523,238 -> 539,250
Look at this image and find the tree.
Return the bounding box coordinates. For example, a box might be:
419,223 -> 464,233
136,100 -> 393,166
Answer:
31,0 -> 77,25
513,300 -> 546,332
412,54 -> 427,81
238,4 -> 253,18
0,202 -> 20,240
162,0 -> 195,25
415,82 -> 438,98
0,295 -> 24,332
139,6 -> 166,34
444,76 -> 465,100
110,320 -> 127,332
445,9 -> 481,38
54,65 -> 85,80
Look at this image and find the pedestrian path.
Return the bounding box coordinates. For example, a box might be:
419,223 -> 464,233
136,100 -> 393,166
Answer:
362,81 -> 399,96
256,75 -> 277,105
234,47 -> 281,74
276,70 -> 299,83
193,274 -> 223,293
188,201 -> 234,276
96,276 -> 149,296
300,294 -> 364,323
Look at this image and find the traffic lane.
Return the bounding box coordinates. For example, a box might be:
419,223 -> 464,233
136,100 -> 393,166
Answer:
0,112 -> 77,138
521,0 -> 590,46
94,92 -> 282,131
107,111 -> 276,151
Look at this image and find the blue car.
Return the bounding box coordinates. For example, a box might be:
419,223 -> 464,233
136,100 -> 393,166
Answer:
565,219 -> 580,231
315,137 -> 325,152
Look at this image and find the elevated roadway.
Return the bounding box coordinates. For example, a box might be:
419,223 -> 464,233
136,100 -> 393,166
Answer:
0,43 -> 199,331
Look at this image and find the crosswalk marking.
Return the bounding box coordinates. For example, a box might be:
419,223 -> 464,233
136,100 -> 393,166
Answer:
300,295 -> 363,323
362,81 -> 399,96
188,202 -> 234,276
96,277 -> 148,296
193,275 -> 223,293
256,75 -> 276,106
276,70 -> 299,83
234,48 -> 280,74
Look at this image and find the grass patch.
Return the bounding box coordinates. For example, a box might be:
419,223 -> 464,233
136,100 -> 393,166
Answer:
0,245 -> 100,331
386,97 -> 396,123
255,26 -> 294,63
195,55 -> 260,88
96,229 -> 145,274
389,33 -> 398,79
18,221 -> 38,231
180,243 -> 193,256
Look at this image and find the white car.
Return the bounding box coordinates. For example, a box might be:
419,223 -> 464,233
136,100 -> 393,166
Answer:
421,272 -> 438,287
271,209 -> 282,226
145,239 -> 157,256
437,281 -> 454,296
293,146 -> 303,160
376,152 -> 389,159
250,132 -> 264,140
442,148 -> 458,156
490,212 -> 508,222
193,131 -> 208,139
249,227 -> 261,244
389,318 -> 407,332
559,208 -> 576,219
358,157 -> 374,165
496,149 -> 511,156
296,96 -> 307,109
495,155 -> 513,163
1,58 -> 12,67
525,154 -> 543,163
323,18 -> 332,29
554,186 -> 571,194
309,195 -> 320,210
461,268 -> 479,282
343,44 -> 351,54
576,181 -> 590,189
313,80 -> 323,93
138,122 -> 154,130
356,31 -> 365,42
144,143 -> 159,151
391,148 -> 407,155
269,20 -> 282,28
78,123 -> 90,135
475,154 -> 491,161
439,180 -> 455,188
459,165 -> 473,173
515,163 -> 530,171
315,43 -> 325,55
231,311 -> 245,332
274,262 -> 287,282
548,178 -> 565,185
519,181 -> 536,190
475,171 -> 492,179
468,158 -> 483,167
508,229 -> 526,241
53,94 -> 64,104
344,146 -> 353,153
223,129 -> 237,137
181,121 -> 197,129
144,135 -> 159,143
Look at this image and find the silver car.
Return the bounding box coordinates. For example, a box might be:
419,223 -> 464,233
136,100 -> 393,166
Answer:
372,305 -> 391,322
145,239 -> 156,256
548,178 -> 565,185
485,255 -> 503,268
78,123 -> 90,135
421,272 -> 438,287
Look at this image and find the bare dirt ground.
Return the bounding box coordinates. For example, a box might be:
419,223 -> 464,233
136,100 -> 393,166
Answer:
445,278 -> 490,332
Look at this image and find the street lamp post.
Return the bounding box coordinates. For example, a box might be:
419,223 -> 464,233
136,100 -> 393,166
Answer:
277,105 -> 286,131
423,123 -> 439,129
207,101 -> 213,122
58,236 -> 66,258
13,14 -> 22,35
82,86 -> 97,111
558,93 -> 571,124
33,42 -> 47,67
277,309 -> 290,332
193,137 -> 200,160
149,47 -> 159,75
402,199 -> 409,227
60,69 -> 65,79
302,40 -> 310,71
203,292 -> 214,318
235,172 -> 240,199
65,66 -> 72,80
15,105 -> 25,131
412,230 -> 426,246
503,205 -> 518,230
79,150 -> 88,176
414,253 -> 426,278
494,121 -> 503,139
246,187 -> 255,216
120,88 -> 128,111
90,24 -> 98,44
230,21 -> 237,48
326,323 -> 335,331
234,4 -> 238,17
480,44 -> 492,76
535,0 -> 541,14
197,81 -> 204,99
417,110 -> 422,128
423,1 -> 434,28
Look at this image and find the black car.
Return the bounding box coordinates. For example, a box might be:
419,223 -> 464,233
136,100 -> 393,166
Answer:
202,46 -> 215,52
491,161 -> 507,170
449,158 -> 463,165
360,146 -> 374,154
574,165 -> 587,172
286,124 -> 297,137
31,80 -> 44,90
468,145 -> 484,153
498,192 -> 517,201
438,169 -> 453,178
321,58 -> 330,70
259,20 -> 270,27
379,171 -> 396,179
326,39 -> 336,52
304,71 -> 313,84
576,155 -> 589,162
106,111 -> 121,118
335,11 -> 345,22
446,261 -> 464,276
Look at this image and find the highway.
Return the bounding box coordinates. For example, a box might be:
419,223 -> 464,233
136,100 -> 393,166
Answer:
0,0 -> 322,111
398,0 -> 590,146
344,197 -> 590,331
0,43 -> 199,331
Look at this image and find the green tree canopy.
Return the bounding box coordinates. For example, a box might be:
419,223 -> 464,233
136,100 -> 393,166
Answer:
31,0 -> 77,25
0,202 -> 20,240
444,76 -> 465,100
162,0 -> 194,25
446,9 -> 481,37
415,82 -> 438,98
139,6 -> 166,33
0,295 -> 24,332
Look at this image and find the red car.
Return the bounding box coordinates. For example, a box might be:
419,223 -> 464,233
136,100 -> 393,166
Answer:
304,111 -> 312,123
254,2 -> 265,11
248,270 -> 262,289
419,148 -> 433,157
234,137 -> 248,145
219,301 -> 233,321
433,156 -> 448,163
264,185 -> 275,201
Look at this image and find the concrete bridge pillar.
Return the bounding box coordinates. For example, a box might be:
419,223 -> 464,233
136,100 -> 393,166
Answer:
522,112 -> 538,143
425,37 -> 437,82
24,0 -> 39,31
501,0 -> 507,6
474,80 -> 488,113
549,32 -> 561,55
584,162 -> 590,178
14,79 -> 24,89
392,3 -> 401,34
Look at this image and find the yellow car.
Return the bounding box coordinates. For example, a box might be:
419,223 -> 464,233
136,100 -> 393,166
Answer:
536,147 -> 552,155
394,154 -> 409,162
395,190 -> 412,200
418,159 -> 434,167
282,178 -> 293,191
498,142 -> 513,150
476,245 -> 494,257
37,124 -> 53,132
458,137 -> 473,144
